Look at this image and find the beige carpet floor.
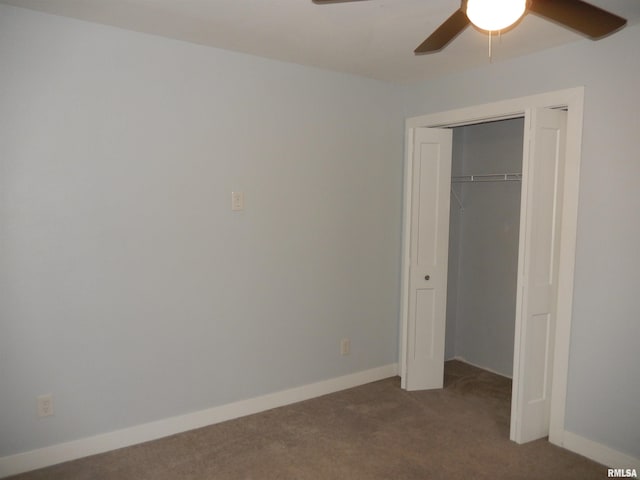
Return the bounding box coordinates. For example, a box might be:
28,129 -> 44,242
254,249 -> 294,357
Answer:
7,360 -> 606,479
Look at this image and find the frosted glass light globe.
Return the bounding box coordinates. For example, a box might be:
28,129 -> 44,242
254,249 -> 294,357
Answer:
466,0 -> 527,32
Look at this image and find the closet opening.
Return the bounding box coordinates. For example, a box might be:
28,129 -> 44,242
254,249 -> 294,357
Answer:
445,117 -> 525,385
401,88 -> 584,447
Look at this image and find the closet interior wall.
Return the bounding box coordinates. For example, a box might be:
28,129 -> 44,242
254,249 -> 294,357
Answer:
446,118 -> 524,378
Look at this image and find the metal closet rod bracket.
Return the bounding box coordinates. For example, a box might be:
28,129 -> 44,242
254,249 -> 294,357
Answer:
451,186 -> 464,212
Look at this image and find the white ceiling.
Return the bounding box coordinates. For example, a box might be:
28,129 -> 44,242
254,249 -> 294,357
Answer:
2,0 -> 640,83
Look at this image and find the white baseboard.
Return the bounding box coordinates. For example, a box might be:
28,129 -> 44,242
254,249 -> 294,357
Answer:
451,356 -> 513,379
558,431 -> 639,469
0,363 -> 398,478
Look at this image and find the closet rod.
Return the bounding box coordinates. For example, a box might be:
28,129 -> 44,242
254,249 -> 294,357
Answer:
452,173 -> 522,183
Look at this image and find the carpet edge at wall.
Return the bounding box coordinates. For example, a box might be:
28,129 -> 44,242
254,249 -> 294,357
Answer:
560,431 -> 640,470
0,364 -> 398,478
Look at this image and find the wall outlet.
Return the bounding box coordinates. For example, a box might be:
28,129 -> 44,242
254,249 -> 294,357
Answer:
340,338 -> 351,356
37,393 -> 54,417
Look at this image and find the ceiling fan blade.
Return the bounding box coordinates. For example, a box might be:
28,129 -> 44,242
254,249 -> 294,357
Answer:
528,0 -> 627,39
415,9 -> 470,54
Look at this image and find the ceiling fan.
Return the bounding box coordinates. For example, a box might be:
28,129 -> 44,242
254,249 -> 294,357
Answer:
312,0 -> 627,54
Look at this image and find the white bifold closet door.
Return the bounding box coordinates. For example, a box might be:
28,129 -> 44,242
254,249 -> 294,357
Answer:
405,127 -> 452,391
511,107 -> 566,443
404,107 -> 567,445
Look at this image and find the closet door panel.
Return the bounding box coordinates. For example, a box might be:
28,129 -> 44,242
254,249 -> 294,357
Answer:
512,108 -> 566,443
406,127 -> 452,391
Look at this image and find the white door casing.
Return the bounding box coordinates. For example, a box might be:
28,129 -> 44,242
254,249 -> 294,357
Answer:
400,88 -> 583,447
404,128 -> 452,391
510,108 -> 567,443
400,89 -> 583,447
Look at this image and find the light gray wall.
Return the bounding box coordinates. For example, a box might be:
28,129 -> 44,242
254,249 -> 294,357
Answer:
0,5 -> 404,456
403,24 -> 640,459
444,134 -> 464,360
446,119 -> 523,377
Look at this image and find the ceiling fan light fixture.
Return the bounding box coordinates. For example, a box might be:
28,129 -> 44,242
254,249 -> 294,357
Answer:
466,0 -> 527,32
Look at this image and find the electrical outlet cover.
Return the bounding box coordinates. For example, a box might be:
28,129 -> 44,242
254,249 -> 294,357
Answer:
37,394 -> 54,417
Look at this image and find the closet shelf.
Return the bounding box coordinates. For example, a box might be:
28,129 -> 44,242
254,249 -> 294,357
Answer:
452,173 -> 522,183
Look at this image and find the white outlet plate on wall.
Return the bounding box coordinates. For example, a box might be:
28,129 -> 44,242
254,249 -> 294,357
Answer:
340,338 -> 351,356
37,394 -> 54,417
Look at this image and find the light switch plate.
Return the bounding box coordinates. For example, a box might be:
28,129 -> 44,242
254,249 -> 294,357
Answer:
231,191 -> 244,211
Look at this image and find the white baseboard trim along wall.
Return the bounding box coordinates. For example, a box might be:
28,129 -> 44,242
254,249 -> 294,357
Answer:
0,364 -> 398,478
3,363 -> 637,478
561,431 -> 640,470
450,356 -> 513,380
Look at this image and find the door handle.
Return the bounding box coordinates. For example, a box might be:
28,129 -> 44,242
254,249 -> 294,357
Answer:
424,275 -> 430,281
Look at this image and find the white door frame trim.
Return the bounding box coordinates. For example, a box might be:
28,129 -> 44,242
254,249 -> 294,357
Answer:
399,87 -> 585,447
